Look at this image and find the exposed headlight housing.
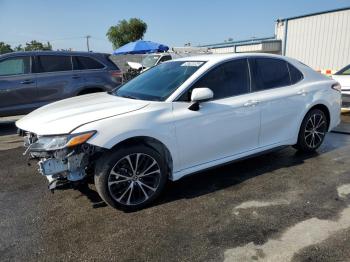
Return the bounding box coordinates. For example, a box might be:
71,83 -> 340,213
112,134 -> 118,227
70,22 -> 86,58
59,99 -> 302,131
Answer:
30,131 -> 96,151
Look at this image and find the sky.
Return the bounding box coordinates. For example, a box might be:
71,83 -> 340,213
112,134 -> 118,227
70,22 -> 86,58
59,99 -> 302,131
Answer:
0,0 -> 349,53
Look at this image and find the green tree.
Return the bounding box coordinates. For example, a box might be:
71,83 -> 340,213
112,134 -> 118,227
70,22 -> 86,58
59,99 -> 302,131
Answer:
0,42 -> 13,54
13,44 -> 24,51
107,18 -> 147,49
24,40 -> 52,51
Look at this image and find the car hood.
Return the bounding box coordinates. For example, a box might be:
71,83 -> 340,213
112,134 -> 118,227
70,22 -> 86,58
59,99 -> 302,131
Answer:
16,92 -> 149,135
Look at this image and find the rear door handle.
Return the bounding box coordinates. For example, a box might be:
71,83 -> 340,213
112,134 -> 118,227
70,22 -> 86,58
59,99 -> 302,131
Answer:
244,100 -> 260,107
20,79 -> 34,84
297,89 -> 307,96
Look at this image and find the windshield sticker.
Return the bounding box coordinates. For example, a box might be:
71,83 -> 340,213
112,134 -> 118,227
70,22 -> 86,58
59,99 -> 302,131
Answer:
181,61 -> 204,67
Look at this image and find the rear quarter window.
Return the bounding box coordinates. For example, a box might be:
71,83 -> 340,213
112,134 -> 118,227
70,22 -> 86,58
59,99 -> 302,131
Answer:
73,56 -> 105,70
288,63 -> 304,84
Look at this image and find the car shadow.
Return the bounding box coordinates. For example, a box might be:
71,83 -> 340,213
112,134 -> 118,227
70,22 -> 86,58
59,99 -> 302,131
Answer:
77,147 -> 320,211
155,148 -> 317,206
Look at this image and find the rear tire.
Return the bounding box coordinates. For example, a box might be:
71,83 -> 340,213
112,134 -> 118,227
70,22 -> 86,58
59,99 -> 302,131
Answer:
294,109 -> 328,152
94,145 -> 167,211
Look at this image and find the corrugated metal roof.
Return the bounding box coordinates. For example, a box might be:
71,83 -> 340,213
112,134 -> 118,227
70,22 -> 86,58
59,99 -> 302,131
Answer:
277,6 -> 350,22
199,36 -> 276,48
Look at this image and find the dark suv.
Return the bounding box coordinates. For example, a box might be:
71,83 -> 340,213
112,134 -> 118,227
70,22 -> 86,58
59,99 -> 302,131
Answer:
0,51 -> 122,117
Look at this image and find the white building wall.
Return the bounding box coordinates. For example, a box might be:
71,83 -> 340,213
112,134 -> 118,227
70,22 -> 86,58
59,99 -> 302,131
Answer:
211,47 -> 235,54
277,9 -> 350,71
210,41 -> 281,54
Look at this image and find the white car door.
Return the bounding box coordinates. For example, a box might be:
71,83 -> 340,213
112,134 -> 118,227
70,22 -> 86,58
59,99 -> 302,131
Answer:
249,57 -> 307,147
172,59 -> 261,171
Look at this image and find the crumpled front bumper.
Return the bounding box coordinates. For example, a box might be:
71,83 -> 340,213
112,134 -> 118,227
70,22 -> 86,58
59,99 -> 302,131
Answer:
38,153 -> 87,180
21,131 -> 95,190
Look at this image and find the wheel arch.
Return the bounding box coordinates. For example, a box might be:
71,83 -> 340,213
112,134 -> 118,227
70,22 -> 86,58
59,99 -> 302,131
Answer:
294,102 -> 332,144
109,136 -> 174,180
307,104 -> 331,130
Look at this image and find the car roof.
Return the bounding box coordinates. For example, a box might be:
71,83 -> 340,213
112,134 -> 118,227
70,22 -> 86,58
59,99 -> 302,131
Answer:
0,51 -> 110,58
173,52 -> 289,63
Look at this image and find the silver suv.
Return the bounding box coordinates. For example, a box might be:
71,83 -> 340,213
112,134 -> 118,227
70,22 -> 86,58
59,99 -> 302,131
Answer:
0,51 -> 122,117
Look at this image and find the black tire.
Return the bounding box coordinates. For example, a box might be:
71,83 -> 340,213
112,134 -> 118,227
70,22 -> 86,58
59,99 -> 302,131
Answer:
94,145 -> 167,211
294,109 -> 328,153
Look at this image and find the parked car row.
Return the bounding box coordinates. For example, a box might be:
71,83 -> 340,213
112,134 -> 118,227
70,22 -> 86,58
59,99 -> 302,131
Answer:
0,51 -> 122,117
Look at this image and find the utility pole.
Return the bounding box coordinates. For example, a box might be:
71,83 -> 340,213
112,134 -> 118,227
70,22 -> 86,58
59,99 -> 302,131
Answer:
85,35 -> 91,51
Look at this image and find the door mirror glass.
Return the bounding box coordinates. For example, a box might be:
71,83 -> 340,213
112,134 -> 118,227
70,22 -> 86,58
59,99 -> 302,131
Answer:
191,87 -> 214,102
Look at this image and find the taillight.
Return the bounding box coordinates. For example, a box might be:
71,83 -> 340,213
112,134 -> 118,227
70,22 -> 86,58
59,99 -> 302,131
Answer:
109,70 -> 123,81
331,82 -> 341,92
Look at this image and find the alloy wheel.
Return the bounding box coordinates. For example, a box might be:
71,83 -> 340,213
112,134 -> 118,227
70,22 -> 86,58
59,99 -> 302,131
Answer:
107,153 -> 161,206
304,113 -> 327,149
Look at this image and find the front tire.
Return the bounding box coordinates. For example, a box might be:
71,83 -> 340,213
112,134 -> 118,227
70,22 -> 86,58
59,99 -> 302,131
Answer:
94,145 -> 167,211
294,109 -> 328,152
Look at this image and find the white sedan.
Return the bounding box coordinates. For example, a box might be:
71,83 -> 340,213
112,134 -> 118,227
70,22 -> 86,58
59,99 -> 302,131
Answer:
16,53 -> 341,210
331,64 -> 350,108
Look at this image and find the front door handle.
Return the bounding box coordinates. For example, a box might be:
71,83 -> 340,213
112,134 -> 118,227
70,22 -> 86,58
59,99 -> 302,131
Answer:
297,89 -> 307,96
244,100 -> 260,107
20,79 -> 34,84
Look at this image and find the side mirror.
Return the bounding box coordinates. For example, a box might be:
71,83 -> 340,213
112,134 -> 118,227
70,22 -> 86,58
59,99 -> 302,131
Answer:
189,87 -> 213,111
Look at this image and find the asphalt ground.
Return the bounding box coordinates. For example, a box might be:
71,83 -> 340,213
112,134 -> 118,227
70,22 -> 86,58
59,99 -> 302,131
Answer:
1,115 -> 350,262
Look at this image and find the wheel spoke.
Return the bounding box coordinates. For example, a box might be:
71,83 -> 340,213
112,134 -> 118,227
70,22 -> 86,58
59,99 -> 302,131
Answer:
314,131 -> 323,142
135,153 -> 140,174
140,160 -> 157,176
309,134 -> 314,148
305,132 -> 313,139
110,170 -> 130,179
108,179 -> 131,186
137,181 -> 149,200
138,181 -> 156,192
126,182 -> 134,205
117,182 -> 133,202
139,169 -> 160,178
125,155 -> 135,175
316,115 -> 322,127
316,121 -> 326,129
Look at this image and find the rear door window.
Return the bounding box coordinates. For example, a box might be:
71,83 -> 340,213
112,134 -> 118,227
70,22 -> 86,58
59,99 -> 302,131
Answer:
73,56 -> 105,70
36,55 -> 72,73
251,58 -> 291,91
0,56 -> 31,76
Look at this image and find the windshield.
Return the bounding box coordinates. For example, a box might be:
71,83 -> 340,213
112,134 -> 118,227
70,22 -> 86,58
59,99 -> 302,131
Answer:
114,61 -> 205,101
142,55 -> 161,68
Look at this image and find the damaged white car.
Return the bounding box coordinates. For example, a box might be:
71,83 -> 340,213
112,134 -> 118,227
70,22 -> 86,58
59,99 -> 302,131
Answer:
17,53 -> 341,210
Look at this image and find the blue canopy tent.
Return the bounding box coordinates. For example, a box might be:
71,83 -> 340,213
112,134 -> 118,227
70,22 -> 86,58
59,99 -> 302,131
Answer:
113,40 -> 169,55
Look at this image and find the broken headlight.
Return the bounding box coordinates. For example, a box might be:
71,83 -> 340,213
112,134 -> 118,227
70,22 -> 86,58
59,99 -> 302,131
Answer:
30,131 -> 96,151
